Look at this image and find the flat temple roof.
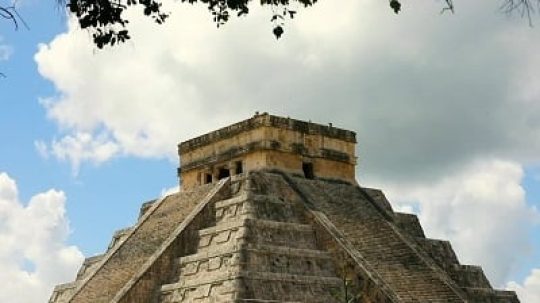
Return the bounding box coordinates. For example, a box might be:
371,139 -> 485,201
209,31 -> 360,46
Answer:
178,113 -> 357,154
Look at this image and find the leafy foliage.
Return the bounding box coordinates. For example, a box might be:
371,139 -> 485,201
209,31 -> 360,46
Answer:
67,0 -> 166,48
45,0 -> 540,48
66,0 -> 320,47
0,0 -> 538,51
63,0 -> 470,48
390,0 -> 401,14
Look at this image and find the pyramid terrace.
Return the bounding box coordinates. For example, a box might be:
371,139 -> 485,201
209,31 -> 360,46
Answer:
49,114 -> 520,303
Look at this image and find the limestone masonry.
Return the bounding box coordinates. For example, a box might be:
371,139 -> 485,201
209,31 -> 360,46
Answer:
178,113 -> 357,189
49,113 -> 520,303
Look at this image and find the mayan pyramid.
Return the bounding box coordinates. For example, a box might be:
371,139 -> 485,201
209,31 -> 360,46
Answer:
49,113 -> 520,303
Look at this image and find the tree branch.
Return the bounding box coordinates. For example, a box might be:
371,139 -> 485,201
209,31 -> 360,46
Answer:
0,2 -> 28,30
441,0 -> 454,14
501,0 -> 538,26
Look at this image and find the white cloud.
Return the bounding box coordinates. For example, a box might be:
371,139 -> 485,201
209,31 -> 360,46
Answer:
374,159 -> 538,286
46,132 -> 120,175
0,36 -> 12,61
0,45 -> 12,61
34,1 -> 540,183
0,172 -> 84,303
507,268 -> 540,303
34,140 -> 49,159
160,185 -> 179,197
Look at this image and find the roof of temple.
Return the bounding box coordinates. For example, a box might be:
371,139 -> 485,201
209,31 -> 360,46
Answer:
178,113 -> 357,154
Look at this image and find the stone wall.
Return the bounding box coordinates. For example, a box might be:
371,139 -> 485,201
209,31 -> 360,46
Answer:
49,170 -> 520,303
179,113 -> 356,154
179,113 -> 357,189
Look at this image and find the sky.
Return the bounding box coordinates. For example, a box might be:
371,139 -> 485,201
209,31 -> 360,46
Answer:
1,0 -> 540,302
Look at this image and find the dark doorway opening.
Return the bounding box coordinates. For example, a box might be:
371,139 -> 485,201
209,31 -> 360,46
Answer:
302,162 -> 314,179
218,167 -> 230,180
205,173 -> 213,184
235,161 -> 243,174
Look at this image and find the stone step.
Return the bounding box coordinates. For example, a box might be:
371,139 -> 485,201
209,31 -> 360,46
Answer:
243,219 -> 317,250
48,282 -> 79,303
373,265 -> 465,301
197,219 -> 247,252
448,264 -> 491,289
244,245 -> 335,277
197,219 -> 317,252
239,273 -> 341,303
463,288 -> 520,303
138,199 -> 157,220
215,194 -> 250,222
106,227 -> 133,251
75,254 -> 105,281
394,212 -> 425,238
415,238 -> 460,270
216,194 -> 301,224
161,278 -> 239,303
67,182 -> 219,303
177,244 -> 335,281
362,187 -> 395,218
290,176 -> 466,302
163,271 -> 343,290
161,272 -> 341,303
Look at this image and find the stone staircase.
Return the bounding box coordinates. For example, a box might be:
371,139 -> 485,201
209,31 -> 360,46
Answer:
286,176 -> 465,302
159,176 -> 343,303
286,174 -> 519,303
49,170 -> 520,303
51,182 -> 219,303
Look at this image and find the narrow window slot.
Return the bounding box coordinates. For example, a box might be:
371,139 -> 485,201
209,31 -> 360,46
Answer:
235,161 -> 243,174
218,167 -> 230,180
302,162 -> 314,179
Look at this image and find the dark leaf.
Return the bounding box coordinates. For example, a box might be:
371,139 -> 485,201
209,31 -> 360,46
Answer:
273,25 -> 284,39
288,10 -> 296,18
390,0 -> 401,14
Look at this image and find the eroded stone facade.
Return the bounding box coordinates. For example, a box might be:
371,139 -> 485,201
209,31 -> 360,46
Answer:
49,115 -> 520,303
178,113 -> 357,189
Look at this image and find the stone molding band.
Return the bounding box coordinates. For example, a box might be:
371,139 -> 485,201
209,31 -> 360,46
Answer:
179,113 -> 357,154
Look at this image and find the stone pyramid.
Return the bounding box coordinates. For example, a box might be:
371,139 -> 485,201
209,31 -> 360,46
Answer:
49,113 -> 520,303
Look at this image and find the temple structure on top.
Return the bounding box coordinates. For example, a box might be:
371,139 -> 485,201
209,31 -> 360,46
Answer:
178,113 -> 357,190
